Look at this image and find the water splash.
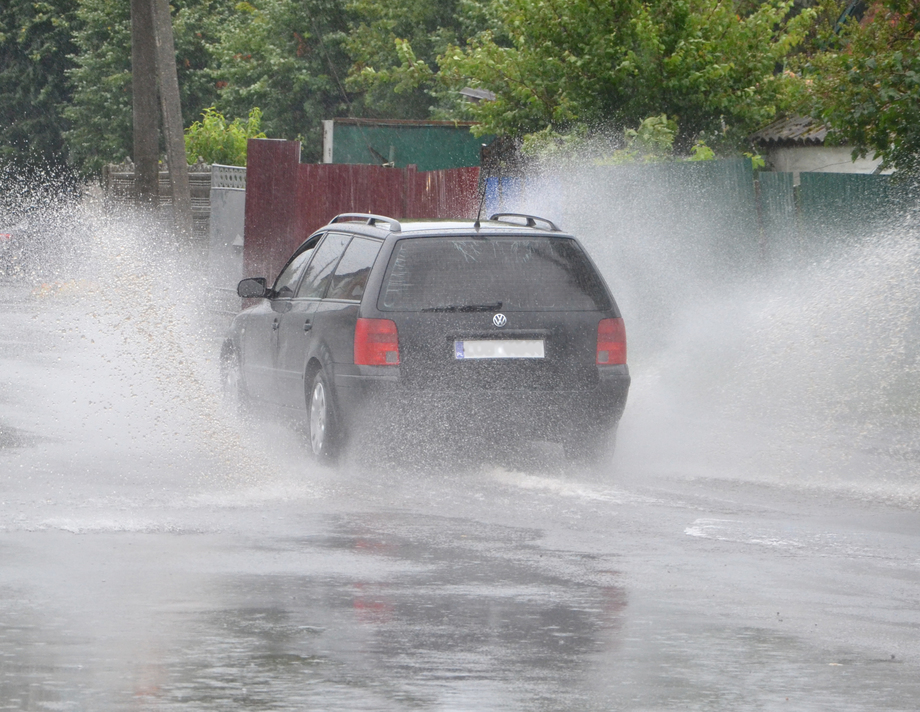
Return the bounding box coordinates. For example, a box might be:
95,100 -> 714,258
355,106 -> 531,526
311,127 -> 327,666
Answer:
5,163 -> 919,507
506,162 -> 920,505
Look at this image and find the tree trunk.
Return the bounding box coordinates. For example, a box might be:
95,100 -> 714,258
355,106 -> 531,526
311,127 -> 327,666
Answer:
130,0 -> 159,206
151,0 -> 192,237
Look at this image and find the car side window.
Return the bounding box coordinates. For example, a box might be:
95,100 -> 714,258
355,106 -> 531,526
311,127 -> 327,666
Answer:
296,232 -> 352,299
272,241 -> 318,298
326,237 -> 382,301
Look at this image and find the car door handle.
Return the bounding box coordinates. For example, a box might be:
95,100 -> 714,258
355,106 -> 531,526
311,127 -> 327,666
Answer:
303,319 -> 312,332
272,318 -> 280,331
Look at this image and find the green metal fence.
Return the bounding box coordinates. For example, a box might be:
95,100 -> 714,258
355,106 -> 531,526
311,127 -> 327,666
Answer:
482,159 -> 916,359
758,170 -> 797,260
490,160 -> 915,266
799,172 -> 906,242
758,171 -> 916,261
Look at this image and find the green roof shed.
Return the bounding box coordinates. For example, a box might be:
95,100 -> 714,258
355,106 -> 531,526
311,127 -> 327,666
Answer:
322,118 -> 491,171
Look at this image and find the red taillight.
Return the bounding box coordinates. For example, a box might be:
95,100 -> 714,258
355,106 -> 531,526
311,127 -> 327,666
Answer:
596,318 -> 626,365
354,318 -> 400,366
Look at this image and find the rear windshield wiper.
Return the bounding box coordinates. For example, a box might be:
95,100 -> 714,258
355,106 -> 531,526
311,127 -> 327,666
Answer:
421,301 -> 503,313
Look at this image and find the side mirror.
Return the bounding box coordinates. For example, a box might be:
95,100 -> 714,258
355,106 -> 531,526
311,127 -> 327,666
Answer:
237,277 -> 269,299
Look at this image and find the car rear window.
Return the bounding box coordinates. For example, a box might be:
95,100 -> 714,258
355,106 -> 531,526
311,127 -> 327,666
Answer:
379,237 -> 611,312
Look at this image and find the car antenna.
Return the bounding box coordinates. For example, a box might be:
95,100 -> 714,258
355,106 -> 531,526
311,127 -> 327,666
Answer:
473,181 -> 487,231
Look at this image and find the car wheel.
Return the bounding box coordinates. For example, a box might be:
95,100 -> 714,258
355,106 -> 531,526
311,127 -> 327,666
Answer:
220,341 -> 249,415
308,370 -> 339,462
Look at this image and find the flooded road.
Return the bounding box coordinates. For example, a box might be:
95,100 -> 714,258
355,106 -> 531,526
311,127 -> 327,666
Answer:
2,276 -> 919,712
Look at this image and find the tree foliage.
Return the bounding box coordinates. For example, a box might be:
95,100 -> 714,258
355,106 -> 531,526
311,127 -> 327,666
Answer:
0,0 -> 80,167
438,0 -> 816,150
209,0 -> 355,163
184,106 -> 266,165
796,1 -> 920,175
63,0 -> 132,173
344,0 -> 488,119
64,0 -> 358,169
64,0 -> 232,173
6,0 -> 919,175
519,113 -> 726,165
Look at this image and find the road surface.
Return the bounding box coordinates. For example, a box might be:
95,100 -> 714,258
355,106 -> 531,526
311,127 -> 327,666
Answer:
1,278 -> 918,711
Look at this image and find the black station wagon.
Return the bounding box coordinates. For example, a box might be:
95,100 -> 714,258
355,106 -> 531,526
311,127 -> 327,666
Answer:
222,213 -> 630,463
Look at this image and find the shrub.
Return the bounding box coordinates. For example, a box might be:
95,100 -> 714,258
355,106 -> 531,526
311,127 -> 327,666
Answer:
184,106 -> 266,166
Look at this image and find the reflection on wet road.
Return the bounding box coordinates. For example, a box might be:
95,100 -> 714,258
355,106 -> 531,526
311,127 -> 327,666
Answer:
1,284 -> 919,711
1,517 -> 625,711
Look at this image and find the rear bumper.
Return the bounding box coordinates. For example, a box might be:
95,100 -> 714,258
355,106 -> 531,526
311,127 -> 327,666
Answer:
333,365 -> 630,440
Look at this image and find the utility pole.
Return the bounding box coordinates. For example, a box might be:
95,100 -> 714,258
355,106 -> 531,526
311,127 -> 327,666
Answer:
151,0 -> 192,237
130,0 -> 159,206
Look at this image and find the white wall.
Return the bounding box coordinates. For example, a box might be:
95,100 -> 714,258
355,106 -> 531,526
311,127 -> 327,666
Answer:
765,145 -> 890,184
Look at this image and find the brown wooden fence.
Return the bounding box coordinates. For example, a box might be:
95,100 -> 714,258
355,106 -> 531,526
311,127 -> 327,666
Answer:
244,138 -> 480,281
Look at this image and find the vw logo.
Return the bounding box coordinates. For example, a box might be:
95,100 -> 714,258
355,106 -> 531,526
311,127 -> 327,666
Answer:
492,313 -> 507,328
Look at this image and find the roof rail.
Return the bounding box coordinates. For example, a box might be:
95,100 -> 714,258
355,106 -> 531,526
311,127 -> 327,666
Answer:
330,213 -> 402,232
489,213 -> 561,232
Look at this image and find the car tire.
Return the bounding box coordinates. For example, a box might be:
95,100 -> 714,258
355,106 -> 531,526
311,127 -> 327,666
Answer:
220,341 -> 249,415
308,369 -> 340,462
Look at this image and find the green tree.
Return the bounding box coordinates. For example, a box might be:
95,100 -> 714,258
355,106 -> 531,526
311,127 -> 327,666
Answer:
184,106 -> 266,165
209,0 -> 355,163
173,0 -> 236,128
797,1 -> 920,176
63,0 -> 132,173
438,0 -> 816,151
65,0 -> 232,174
520,113 -> 725,165
0,0 -> 80,167
344,0 -> 488,119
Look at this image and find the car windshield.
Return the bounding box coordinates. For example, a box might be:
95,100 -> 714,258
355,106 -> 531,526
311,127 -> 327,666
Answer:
379,236 -> 610,312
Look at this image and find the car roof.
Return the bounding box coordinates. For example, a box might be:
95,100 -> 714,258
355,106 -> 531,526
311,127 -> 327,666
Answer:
396,221 -> 574,238
322,213 -> 573,240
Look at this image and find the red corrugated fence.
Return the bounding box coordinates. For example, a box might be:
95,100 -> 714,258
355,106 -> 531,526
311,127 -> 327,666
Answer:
244,139 -> 480,281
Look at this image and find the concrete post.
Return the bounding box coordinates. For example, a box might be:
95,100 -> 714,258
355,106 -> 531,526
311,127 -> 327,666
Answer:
151,0 -> 192,237
130,0 -> 159,206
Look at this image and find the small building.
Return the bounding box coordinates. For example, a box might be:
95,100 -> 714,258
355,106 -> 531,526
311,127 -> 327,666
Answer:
322,118 -> 492,172
750,116 -> 889,184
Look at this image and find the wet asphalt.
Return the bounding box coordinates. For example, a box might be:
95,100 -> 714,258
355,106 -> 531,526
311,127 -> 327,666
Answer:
1,284 -> 919,711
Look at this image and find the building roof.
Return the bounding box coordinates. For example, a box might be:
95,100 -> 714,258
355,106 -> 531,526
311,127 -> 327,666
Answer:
328,118 -> 478,129
750,116 -> 829,146
459,87 -> 497,103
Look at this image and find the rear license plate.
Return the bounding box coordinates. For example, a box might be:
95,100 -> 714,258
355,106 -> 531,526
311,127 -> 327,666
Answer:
454,339 -> 545,359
